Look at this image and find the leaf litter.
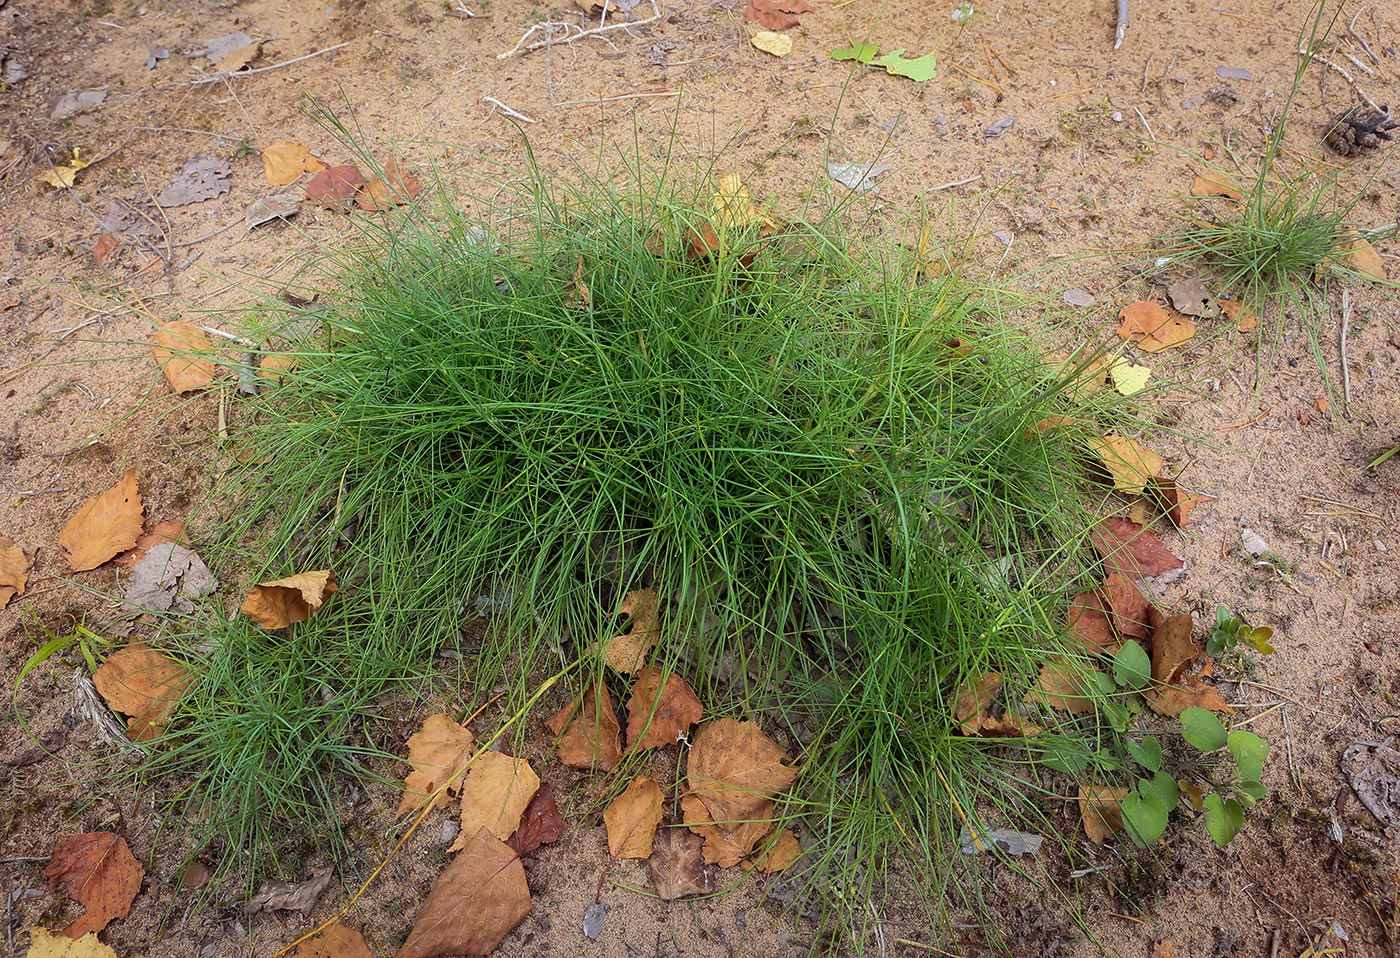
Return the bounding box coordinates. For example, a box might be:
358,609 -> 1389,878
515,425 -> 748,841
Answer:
681,718 -> 798,866
150,321 -> 216,394
545,684 -> 622,770
43,832 -> 143,937
603,776 -> 663,859
452,752 -> 539,846
155,153 -> 232,207
647,826 -> 713,900
398,713 -> 476,818
0,535 -> 29,609
26,927 -> 117,958
240,570 -> 337,628
246,866 -> 333,916
57,472 -> 144,573
625,665 -> 703,749
123,543 -> 216,615
92,643 -> 191,741
507,782 -> 565,855
397,827 -> 531,958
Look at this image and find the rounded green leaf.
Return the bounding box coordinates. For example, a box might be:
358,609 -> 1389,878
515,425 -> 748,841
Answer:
1247,627 -> 1274,654
1236,780 -> 1268,807
1179,707 -> 1227,751
1126,735 -> 1162,773
1112,640 -> 1151,691
1227,730 -> 1269,781
1122,789 -> 1170,847
1203,794 -> 1244,846
1141,770 -> 1179,810
1038,743 -> 1091,774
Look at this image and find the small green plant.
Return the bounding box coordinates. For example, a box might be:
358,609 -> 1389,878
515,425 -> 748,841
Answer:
1206,605 -> 1275,658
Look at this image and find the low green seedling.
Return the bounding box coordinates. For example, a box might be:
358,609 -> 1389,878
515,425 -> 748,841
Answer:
1207,605 -> 1274,658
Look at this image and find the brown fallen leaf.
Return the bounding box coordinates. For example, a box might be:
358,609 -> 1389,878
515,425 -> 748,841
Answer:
397,713 -> 476,818
1091,517 -> 1184,580
1336,232 -> 1387,281
507,782 -> 565,855
596,588 -> 661,673
397,827 -> 531,958
743,827 -> 801,874
1067,590 -> 1117,653
91,234 -> 119,264
113,521 -> 189,567
293,921 -> 372,958
1146,681 -> 1234,717
212,41 -> 260,72
1190,171 -> 1244,199
1149,613 -> 1198,685
240,570 -> 337,629
953,672 -> 1044,737
683,718 -> 798,867
259,353 -> 296,383
1030,655 -> 1097,713
1115,301 -> 1197,352
357,157 -> 425,211
261,141 -> 327,186
604,776 -> 664,860
1152,939 -> 1174,958
58,472 -> 144,573
1144,476 -> 1211,531
0,535 -> 29,610
1218,298 -> 1257,332
683,221 -> 722,261
545,684 -> 621,770
150,321 -> 216,394
1100,571 -> 1152,640
453,752 -> 539,848
26,927 -> 118,958
1088,434 -> 1163,495
626,666 -> 703,750
742,0 -> 813,30
247,867 -> 333,916
92,644 -> 190,742
1143,613 -> 1235,716
647,826 -> 713,900
306,164 -> 366,212
43,833 -> 143,938
1078,785 -> 1129,843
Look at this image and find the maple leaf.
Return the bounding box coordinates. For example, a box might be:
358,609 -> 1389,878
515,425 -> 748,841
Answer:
452,752 -> 539,848
240,570 -> 337,629
604,776 -> 663,860
57,473 -> 144,573
647,827 -> 713,900
545,684 -> 621,770
26,927 -> 117,958
293,922 -> 372,958
1091,517 -> 1184,580
595,588 -> 660,673
397,713 -> 475,818
92,644 -> 191,741
625,666 -> 703,750
507,782 -> 565,855
150,321 -> 216,394
0,535 -> 29,610
43,833 -> 143,938
397,827 -> 531,958
1078,785 -> 1128,843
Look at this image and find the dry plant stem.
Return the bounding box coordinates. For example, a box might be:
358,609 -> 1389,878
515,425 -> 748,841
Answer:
1114,0 -> 1129,50
928,174 -> 982,191
1299,44 -> 1381,112
498,1 -> 661,59
1348,7 -> 1379,62
1339,289 -> 1353,411
482,96 -> 537,123
189,41 -> 351,85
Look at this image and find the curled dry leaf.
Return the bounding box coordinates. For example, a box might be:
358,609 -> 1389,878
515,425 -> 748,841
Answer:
26,927 -> 117,958
43,832 -> 143,938
1145,476 -> 1211,530
952,672 -> 1043,737
306,164 -> 366,212
398,713 -> 475,818
507,782 -> 565,855
1088,434 -> 1163,495
682,718 -> 798,867
1115,301 -> 1197,352
1144,612 -> 1235,717
743,827 -> 801,873
240,570 -> 337,629
261,141 -> 328,186
293,921 -> 372,958
1078,785 -> 1129,843
1100,571 -> 1152,640
357,157 -> 425,211
647,826 -> 712,900
1067,590 -> 1117,653
397,827 -> 531,958
1091,517 -> 1184,580
0,535 -> 29,610
1165,277 -> 1221,318
123,543 -> 216,615
596,588 -> 660,674
92,643 -> 191,742
1189,171 -> 1243,199
150,321 -> 215,394
452,752 -> 539,847
626,665 -> 703,750
751,31 -> 793,57
604,776 -> 664,859
545,684 -> 621,770
247,867 -> 333,916
91,234 -> 119,264
58,472 -> 144,573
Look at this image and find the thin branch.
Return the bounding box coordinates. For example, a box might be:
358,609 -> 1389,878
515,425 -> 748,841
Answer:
189,42 -> 351,86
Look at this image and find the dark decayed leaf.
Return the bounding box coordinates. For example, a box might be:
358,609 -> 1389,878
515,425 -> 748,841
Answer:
155,153 -> 233,208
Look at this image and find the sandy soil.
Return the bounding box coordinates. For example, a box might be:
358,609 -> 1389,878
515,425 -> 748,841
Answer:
2,0 -> 1399,955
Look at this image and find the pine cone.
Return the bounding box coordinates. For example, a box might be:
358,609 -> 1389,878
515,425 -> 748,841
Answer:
1324,105 -> 1399,157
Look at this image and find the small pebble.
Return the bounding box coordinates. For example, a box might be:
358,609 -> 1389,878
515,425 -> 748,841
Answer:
438,820 -> 460,845
1217,65 -> 1254,81
984,117 -> 1014,136
1375,540 -> 1388,553
1062,288 -> 1096,307
1240,528 -> 1269,557
1111,111 -> 1123,122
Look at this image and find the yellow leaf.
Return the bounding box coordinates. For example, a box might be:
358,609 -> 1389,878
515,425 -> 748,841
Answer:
397,713 -> 476,818
1088,434 -> 1162,494
1107,357 -> 1151,395
750,31 -> 793,57
452,752 -> 539,847
603,776 -> 664,859
36,150 -> 90,190
261,141 -> 325,186
240,570 -> 337,629
711,172 -> 777,234
1338,232 -> 1386,281
743,827 -> 801,873
26,927 -> 117,958
595,588 -> 660,674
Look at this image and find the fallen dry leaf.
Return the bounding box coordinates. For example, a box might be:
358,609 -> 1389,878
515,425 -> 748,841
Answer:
952,672 -> 1043,737
306,164 -> 366,212
293,921 -> 372,958
1190,171 -> 1243,199
1088,434 -> 1163,494
1143,612 -> 1236,717
750,31 -> 793,57
43,833 -> 143,938
1218,298 -> 1257,332
626,666 -> 703,750
247,867 -> 333,916
1145,476 -> 1211,530
212,41 -> 259,72
1091,517 -> 1184,580
57,472 -> 144,573
240,570 -> 337,629
357,156 -> 425,211
91,234 -> 119,264
1067,590 -> 1117,653
1030,655 -> 1097,713
743,827 -> 801,873
36,150 -> 90,190
647,826 -> 713,900
150,321 -> 216,393
398,713 -> 476,818
1115,301 -> 1197,352
682,718 -> 798,867
1165,277 -> 1221,319
259,353 -> 296,383
742,0 -> 812,30
1146,681 -> 1234,717
563,253 -> 591,310
1337,232 -> 1387,281
507,782 -> 565,856
1152,940 -> 1174,958
0,535 -> 29,610
596,588 -> 660,673
123,543 -> 215,615
604,776 -> 664,859
1078,785 -> 1129,842
92,643 -> 191,741
1100,571 -> 1152,640
683,221 -> 722,261
453,752 -> 539,848
546,684 -> 621,770
1149,613 -> 1198,685
261,141 -> 327,186
26,927 -> 117,958
397,827 -> 531,958
113,521 -> 189,567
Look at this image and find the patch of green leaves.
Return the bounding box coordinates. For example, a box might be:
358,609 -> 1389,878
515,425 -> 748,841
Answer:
1179,706 -> 1227,751
829,43 -> 936,82
1207,605 -> 1274,657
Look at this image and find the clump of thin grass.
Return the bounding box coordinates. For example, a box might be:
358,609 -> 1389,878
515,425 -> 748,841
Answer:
149,155 -> 1133,931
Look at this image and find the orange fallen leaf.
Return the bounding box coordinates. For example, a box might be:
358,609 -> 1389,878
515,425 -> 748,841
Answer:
953,672 -> 1044,737
1116,301 -> 1196,352
1030,655 -> 1098,713
306,164 -> 366,212
0,535 -> 29,610
1149,612 -> 1198,685
743,827 -> 801,874
397,713 -> 476,818
58,472 -> 144,573
1146,681 -> 1234,716
683,718 -> 798,867
92,643 -> 190,741
1078,785 -> 1129,843
1088,434 -> 1163,494
1152,939 -> 1174,958
396,827 -> 531,958
1067,590 -> 1117,653
545,684 -> 622,771
1336,232 -> 1387,281
604,776 -> 664,860
261,141 -> 327,186
742,0 -> 812,30
1143,613 -> 1235,716
507,782 -> 565,856
357,156 -> 425,211
293,921 -> 372,958
1091,517 -> 1184,579
626,666 -> 703,750
258,353 -> 296,383
43,832 -> 143,938
91,234 -> 119,264
1218,298 -> 1257,332
240,570 -> 337,629
150,321 -> 216,394
1190,171 -> 1243,199
453,752 -> 539,847
596,588 -> 661,673
1100,571 -> 1152,640
1145,476 -> 1211,530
